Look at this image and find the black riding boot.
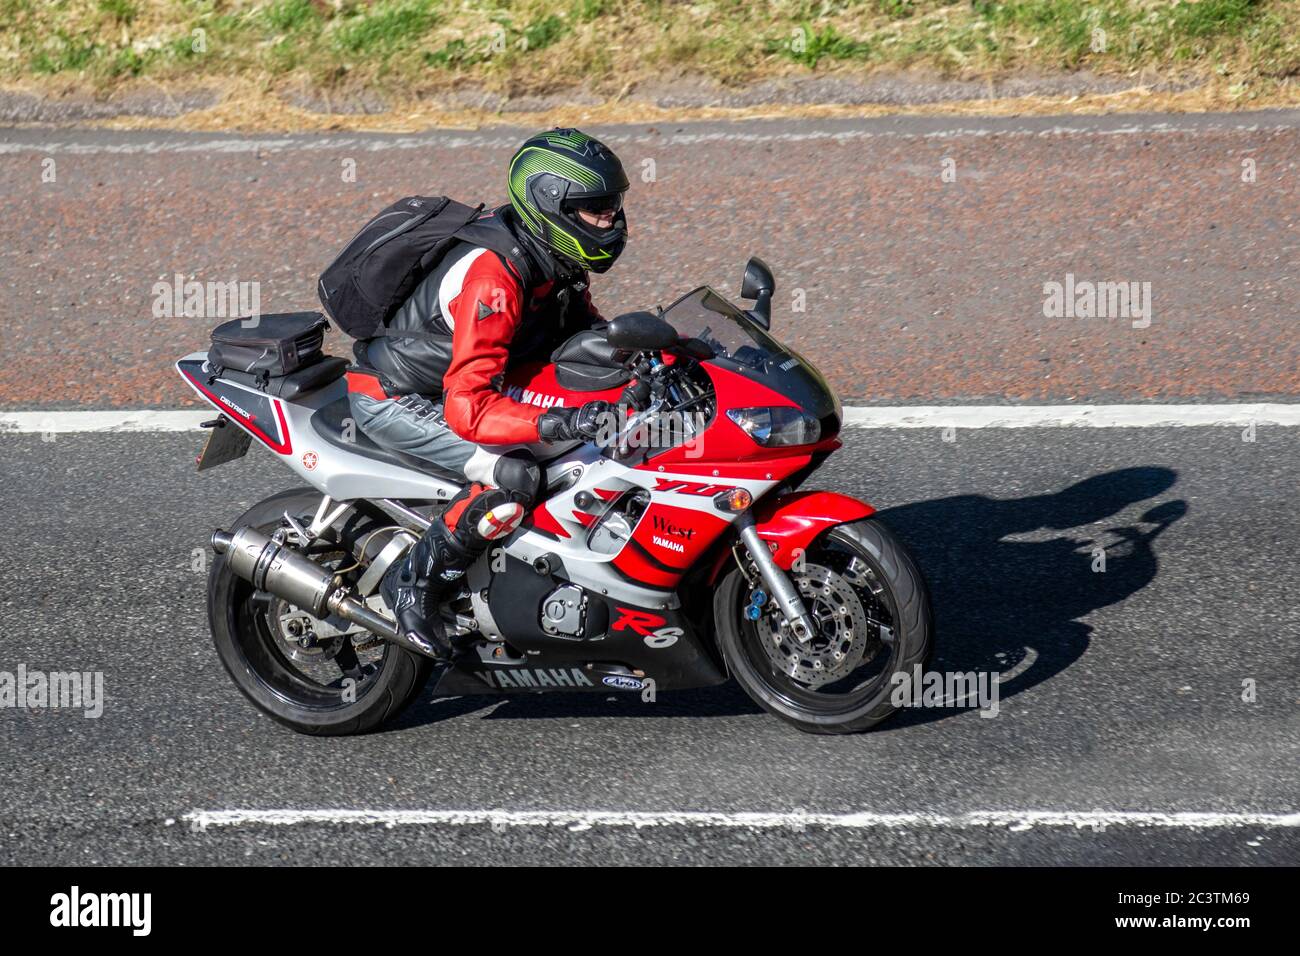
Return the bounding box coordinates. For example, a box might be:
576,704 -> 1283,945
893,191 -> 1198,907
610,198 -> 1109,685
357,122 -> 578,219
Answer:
380,520 -> 477,661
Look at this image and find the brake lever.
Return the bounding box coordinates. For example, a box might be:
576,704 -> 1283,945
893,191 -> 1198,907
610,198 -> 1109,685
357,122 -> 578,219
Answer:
614,396 -> 666,458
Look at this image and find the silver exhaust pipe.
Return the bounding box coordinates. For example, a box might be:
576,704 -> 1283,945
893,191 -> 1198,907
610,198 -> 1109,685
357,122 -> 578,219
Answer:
211,526 -> 434,658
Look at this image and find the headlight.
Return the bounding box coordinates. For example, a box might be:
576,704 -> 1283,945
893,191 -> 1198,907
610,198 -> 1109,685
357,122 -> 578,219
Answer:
726,407 -> 821,447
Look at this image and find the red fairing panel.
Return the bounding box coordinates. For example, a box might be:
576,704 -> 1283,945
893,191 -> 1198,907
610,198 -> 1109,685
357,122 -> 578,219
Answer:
708,490 -> 876,583
634,364 -> 830,505
610,543 -> 681,589
526,502 -> 571,539
650,364 -> 784,466
613,503 -> 728,588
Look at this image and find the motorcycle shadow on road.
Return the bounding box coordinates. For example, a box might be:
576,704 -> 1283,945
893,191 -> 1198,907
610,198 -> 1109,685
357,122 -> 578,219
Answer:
393,466 -> 1186,731
879,465 -> 1186,730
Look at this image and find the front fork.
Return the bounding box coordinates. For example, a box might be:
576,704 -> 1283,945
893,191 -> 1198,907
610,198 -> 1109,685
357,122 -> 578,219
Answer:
734,511 -> 818,644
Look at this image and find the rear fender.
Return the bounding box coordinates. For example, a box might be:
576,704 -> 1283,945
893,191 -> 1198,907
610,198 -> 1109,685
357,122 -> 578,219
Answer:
707,490 -> 876,583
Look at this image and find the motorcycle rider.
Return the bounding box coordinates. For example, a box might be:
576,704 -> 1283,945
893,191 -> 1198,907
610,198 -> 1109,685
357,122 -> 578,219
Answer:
345,128 -> 629,661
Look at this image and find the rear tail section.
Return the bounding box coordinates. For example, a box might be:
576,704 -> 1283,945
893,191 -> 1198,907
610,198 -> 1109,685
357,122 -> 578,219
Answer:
177,354 -> 294,455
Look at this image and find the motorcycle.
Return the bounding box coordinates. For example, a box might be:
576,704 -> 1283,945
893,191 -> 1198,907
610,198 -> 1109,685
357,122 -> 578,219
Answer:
178,257 -> 932,735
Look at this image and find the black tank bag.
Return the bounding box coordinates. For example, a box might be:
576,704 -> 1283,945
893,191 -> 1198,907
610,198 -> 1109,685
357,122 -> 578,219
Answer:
317,196 -> 532,340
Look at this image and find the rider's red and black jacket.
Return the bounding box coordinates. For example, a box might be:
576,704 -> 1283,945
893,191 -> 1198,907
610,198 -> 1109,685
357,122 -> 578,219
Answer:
354,207 -> 603,445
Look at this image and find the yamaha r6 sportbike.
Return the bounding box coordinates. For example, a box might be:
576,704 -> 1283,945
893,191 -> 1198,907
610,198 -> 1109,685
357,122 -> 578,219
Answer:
178,258 -> 933,735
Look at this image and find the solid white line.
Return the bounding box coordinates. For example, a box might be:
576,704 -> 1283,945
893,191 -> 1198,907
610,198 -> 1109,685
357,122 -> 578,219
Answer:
183,807 -> 1300,833
3,404 -> 1298,434
2,119 -> 1294,156
839,403 -> 1300,428
0,410 -> 209,433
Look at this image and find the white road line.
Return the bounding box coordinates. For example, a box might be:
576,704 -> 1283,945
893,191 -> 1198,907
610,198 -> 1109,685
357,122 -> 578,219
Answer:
2,119 -> 1295,156
839,403 -> 1300,428
2,404 -> 1298,434
183,808 -> 1300,833
0,410 -> 209,433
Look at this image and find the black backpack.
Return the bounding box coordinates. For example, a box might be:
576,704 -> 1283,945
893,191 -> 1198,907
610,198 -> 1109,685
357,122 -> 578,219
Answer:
317,196 -> 533,339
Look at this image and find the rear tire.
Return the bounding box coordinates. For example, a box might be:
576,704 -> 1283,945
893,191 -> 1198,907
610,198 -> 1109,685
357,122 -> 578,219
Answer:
208,488 -> 435,735
715,516 -> 932,734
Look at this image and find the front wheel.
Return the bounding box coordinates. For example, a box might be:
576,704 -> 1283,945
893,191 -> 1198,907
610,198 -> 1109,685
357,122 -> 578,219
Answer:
714,517 -> 932,734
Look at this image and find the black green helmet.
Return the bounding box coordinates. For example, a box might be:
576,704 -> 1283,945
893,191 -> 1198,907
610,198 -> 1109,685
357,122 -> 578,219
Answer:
507,128 -> 629,274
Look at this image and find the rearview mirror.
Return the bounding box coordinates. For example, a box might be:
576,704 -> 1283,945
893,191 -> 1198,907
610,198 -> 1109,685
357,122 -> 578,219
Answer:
740,256 -> 775,329
606,311 -> 679,351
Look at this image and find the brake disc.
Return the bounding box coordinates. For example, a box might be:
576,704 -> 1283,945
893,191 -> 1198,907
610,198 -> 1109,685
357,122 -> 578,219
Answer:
754,564 -> 879,688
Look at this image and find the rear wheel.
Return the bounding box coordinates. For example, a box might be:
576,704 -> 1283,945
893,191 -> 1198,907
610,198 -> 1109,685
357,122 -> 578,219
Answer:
208,489 -> 434,735
715,517 -> 932,734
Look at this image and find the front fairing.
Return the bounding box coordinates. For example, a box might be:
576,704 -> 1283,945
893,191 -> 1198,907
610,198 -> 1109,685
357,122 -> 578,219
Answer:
660,287 -> 841,436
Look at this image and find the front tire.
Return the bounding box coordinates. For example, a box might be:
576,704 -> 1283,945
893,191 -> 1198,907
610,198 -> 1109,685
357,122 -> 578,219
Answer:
715,516 -> 932,734
208,488 -> 435,735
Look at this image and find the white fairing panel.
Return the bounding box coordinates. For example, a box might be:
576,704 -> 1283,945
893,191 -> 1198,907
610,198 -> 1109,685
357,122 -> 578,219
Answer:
281,391 -> 464,501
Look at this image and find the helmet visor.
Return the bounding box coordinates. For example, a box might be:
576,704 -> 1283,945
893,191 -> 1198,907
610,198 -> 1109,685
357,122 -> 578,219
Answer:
565,192 -> 624,218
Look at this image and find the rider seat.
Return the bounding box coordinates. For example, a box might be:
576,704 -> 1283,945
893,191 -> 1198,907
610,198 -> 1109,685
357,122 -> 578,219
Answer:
310,397 -> 467,486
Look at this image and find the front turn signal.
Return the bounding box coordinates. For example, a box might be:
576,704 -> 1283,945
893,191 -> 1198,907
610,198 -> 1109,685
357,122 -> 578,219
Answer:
715,487 -> 753,513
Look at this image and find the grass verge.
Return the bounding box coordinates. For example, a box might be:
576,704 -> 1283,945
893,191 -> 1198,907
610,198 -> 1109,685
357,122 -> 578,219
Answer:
2,0 -> 1296,104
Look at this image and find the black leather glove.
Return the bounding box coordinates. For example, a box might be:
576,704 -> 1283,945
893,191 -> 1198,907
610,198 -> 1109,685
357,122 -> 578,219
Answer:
538,401 -> 614,443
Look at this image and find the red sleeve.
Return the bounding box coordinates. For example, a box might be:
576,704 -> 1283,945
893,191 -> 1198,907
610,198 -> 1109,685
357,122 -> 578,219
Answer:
440,254 -> 545,445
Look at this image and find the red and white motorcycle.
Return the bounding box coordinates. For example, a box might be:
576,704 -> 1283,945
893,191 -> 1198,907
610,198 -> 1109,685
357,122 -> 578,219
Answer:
179,259 -> 932,735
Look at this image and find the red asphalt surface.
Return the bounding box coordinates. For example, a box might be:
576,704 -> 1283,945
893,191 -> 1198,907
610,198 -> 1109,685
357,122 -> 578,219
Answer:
0,113 -> 1295,409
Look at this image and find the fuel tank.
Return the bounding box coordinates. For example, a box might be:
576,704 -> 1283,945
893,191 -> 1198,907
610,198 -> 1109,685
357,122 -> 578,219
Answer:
500,359 -> 629,410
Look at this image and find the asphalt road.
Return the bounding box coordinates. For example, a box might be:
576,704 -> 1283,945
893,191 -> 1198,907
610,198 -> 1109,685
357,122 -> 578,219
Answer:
0,110 -> 1297,408
2,425 -> 1296,865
